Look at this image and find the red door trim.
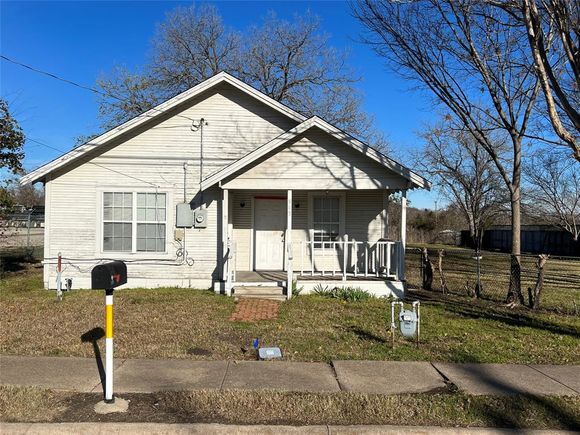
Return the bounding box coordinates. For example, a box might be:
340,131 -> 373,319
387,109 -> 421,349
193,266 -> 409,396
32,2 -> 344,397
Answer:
254,195 -> 287,200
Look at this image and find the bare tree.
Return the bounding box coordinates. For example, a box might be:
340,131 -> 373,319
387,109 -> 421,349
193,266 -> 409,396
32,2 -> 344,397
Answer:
417,123 -> 507,253
495,0 -> 579,160
97,5 -> 388,150
151,4 -> 241,97
353,0 -> 540,305
3,181 -> 44,209
524,150 -> 580,239
96,67 -> 162,129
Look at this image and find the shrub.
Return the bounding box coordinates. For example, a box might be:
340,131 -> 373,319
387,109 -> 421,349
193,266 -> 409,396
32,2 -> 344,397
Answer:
335,286 -> 373,302
313,284 -> 334,297
312,284 -> 373,302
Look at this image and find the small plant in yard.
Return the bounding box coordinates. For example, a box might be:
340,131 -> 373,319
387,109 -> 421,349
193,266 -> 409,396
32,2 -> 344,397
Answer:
313,284 -> 334,297
334,287 -> 373,302
292,280 -> 303,296
312,284 -> 373,302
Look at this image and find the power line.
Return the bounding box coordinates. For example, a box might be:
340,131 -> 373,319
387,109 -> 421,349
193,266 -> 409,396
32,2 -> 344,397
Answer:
0,54 -> 202,187
0,54 -> 198,124
27,137 -> 160,188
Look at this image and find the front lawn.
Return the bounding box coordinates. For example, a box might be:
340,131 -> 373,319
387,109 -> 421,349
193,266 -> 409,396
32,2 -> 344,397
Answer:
1,386 -> 579,429
1,266 -> 578,364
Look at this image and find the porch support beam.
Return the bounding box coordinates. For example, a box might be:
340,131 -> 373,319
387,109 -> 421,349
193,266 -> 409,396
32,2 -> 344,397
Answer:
400,190 -> 407,281
222,188 -> 231,295
286,189 -> 293,299
342,234 -> 349,281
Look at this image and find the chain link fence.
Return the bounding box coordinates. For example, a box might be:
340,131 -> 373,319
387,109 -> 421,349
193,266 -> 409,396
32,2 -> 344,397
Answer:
406,246 -> 580,315
0,225 -> 44,279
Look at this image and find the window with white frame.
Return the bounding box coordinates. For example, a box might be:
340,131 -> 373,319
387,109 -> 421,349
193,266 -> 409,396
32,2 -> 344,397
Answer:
312,196 -> 340,249
103,192 -> 166,253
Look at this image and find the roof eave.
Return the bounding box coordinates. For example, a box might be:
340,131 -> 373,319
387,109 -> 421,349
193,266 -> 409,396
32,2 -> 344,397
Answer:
201,116 -> 432,191
20,71 -> 307,186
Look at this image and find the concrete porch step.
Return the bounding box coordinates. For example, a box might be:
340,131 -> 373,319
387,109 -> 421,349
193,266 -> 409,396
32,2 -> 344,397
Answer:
233,286 -> 287,301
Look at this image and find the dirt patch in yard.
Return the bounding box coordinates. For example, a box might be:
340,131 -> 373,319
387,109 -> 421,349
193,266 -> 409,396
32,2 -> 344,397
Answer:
0,386 -> 578,430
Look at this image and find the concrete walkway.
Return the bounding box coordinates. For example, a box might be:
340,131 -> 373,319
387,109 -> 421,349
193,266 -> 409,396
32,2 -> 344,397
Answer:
0,355 -> 578,396
2,422 -> 575,434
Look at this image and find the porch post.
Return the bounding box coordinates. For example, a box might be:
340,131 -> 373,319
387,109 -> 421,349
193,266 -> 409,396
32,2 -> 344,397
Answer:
222,188 -> 231,295
400,190 -> 407,281
342,234 -> 348,282
382,191 -> 389,238
286,189 -> 293,299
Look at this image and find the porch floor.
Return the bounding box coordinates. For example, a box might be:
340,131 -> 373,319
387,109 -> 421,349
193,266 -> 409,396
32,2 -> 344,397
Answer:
235,270 -> 394,283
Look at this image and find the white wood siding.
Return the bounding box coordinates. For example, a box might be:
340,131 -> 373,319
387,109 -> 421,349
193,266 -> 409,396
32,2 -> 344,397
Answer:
223,128 -> 409,190
43,83 -> 297,289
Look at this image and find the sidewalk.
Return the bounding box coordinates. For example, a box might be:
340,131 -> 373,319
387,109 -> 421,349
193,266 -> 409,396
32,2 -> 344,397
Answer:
0,355 -> 578,396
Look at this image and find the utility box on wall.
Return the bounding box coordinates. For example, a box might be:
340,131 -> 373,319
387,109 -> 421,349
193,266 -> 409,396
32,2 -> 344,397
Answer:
176,203 -> 193,228
194,209 -> 207,228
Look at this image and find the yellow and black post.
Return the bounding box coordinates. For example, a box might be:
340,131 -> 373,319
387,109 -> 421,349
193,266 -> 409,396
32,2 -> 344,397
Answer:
105,287 -> 114,403
91,261 -> 127,405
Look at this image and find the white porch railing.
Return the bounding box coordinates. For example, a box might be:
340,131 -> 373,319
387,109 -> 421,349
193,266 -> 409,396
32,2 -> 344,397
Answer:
299,238 -> 403,281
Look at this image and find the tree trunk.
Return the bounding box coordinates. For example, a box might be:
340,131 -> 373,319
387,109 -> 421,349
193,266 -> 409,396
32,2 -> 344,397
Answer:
529,254 -> 549,309
421,248 -> 433,291
437,249 -> 448,294
507,185 -> 524,305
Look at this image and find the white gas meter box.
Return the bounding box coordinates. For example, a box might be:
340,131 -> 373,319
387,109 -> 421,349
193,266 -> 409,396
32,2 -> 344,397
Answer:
399,309 -> 418,338
390,301 -> 421,347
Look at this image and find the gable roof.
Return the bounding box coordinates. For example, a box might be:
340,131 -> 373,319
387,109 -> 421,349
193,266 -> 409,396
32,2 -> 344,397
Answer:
201,116 -> 431,190
20,71 -> 306,185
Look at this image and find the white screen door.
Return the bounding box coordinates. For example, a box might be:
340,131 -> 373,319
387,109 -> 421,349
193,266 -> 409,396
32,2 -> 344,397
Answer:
254,198 -> 286,270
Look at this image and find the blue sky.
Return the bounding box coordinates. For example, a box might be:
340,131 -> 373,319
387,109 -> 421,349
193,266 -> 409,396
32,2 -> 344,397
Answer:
1,1 -> 440,208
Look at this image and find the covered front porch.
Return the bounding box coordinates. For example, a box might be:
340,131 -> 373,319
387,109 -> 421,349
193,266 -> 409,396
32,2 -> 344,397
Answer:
219,188 -> 408,299
200,117 -> 428,299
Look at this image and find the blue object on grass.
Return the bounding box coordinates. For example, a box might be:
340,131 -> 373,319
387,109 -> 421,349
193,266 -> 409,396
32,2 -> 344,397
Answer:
253,338 -> 259,349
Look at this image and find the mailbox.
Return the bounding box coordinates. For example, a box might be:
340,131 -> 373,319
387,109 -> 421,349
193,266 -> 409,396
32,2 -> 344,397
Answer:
91,261 -> 127,289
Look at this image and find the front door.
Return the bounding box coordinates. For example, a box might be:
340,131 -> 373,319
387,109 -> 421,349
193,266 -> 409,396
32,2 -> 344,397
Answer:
254,198 -> 286,270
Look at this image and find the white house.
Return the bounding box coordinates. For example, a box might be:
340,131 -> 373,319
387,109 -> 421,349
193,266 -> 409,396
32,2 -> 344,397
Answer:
21,72 -> 430,299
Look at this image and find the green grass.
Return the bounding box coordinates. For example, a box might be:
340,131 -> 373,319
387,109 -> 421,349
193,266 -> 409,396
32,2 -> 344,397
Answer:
0,386 -> 578,429
1,266 -> 578,364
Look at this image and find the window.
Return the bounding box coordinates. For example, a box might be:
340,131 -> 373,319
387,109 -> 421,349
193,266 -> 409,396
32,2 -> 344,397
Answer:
103,192 -> 166,253
136,193 -> 166,252
103,192 -> 133,252
312,196 -> 340,248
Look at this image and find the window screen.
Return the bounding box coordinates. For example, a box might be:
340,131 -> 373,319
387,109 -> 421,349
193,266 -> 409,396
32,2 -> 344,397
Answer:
136,193 -> 166,252
312,196 -> 340,248
103,192 -> 166,253
103,192 -> 132,251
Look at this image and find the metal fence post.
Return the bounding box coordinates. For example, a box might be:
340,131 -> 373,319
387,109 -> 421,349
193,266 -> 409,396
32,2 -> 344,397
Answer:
26,209 -> 32,255
475,249 -> 482,298
419,248 -> 424,287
